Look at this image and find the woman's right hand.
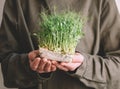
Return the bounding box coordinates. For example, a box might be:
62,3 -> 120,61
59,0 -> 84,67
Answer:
28,50 -> 57,73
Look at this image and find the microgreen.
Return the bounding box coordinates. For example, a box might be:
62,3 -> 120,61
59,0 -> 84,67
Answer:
34,10 -> 85,54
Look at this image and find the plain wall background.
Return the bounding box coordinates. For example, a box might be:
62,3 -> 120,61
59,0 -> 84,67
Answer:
0,0 -> 120,89
116,0 -> 120,12
0,0 -> 5,25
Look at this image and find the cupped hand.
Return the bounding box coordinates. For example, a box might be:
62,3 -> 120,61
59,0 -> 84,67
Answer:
28,50 -> 57,73
53,53 -> 84,71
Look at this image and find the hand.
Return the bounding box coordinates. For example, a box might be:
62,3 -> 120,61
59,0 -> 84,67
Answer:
28,50 -> 57,73
53,53 -> 84,71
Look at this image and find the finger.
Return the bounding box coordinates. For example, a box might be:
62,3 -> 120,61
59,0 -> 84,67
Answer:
33,50 -> 40,55
51,61 -> 58,65
60,62 -> 72,70
55,63 -> 69,71
37,58 -> 48,72
51,65 -> 57,71
37,70 -> 45,73
61,62 -> 81,71
72,54 -> 84,63
44,61 -> 51,72
30,57 -> 41,71
28,50 -> 40,61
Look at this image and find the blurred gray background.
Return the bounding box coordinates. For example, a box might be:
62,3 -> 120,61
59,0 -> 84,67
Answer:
0,0 -> 120,89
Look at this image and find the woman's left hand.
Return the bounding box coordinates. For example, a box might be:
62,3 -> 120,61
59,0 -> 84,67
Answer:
53,53 -> 84,71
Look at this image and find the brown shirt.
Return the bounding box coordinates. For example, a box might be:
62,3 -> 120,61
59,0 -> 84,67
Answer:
0,0 -> 120,89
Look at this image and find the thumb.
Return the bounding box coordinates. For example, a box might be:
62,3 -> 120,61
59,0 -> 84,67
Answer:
72,53 -> 84,63
28,50 -> 40,61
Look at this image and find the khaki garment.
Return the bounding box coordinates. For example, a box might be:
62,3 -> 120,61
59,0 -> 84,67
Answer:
0,0 -> 120,89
